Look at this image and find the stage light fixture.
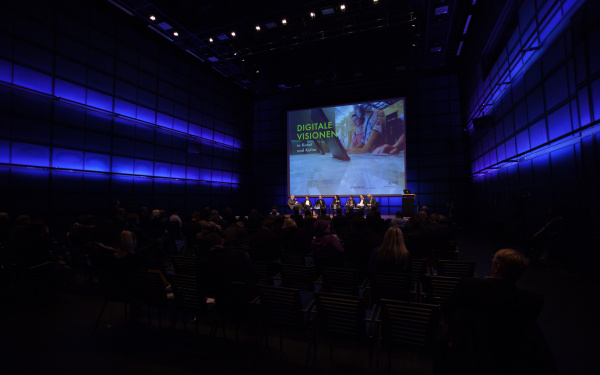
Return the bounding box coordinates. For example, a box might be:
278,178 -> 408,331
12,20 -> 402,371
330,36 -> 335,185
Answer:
340,4 -> 346,11
209,37 -> 214,43
231,31 -> 236,37
281,19 -> 287,25
149,15 -> 156,21
216,33 -> 228,40
310,12 -> 316,19
173,31 -> 179,36
255,25 -> 261,31
373,0 -> 379,4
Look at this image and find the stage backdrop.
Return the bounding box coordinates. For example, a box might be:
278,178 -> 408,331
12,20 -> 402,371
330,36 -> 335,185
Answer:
287,98 -> 406,197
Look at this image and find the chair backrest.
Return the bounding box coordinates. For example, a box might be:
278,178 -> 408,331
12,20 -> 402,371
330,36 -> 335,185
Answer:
422,275 -> 462,306
280,263 -> 316,291
131,270 -> 168,306
377,299 -> 439,348
438,260 -> 475,278
171,256 -> 197,275
258,284 -> 304,328
314,292 -> 367,339
321,266 -> 360,295
370,271 -> 412,303
168,273 -> 207,313
409,258 -> 428,283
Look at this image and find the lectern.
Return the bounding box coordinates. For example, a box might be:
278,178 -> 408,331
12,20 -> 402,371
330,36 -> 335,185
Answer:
401,194 -> 416,217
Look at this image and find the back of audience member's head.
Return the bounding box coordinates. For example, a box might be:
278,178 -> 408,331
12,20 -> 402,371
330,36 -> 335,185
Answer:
319,208 -> 327,216
395,211 -> 403,218
293,207 -> 300,215
204,232 -> 223,249
336,208 -> 343,216
283,218 -> 297,229
119,230 -> 137,253
491,248 -> 528,283
126,213 -> 139,227
262,217 -> 275,230
429,213 -> 440,223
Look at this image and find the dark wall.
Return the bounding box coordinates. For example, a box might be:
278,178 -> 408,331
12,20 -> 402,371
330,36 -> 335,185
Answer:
460,0 -> 600,270
252,73 -> 468,219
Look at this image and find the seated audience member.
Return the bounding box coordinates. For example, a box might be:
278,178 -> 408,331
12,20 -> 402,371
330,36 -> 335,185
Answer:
198,233 -> 258,298
390,211 -> 408,228
331,208 -> 348,232
222,221 -> 247,243
317,208 -> 331,222
209,209 -> 227,229
367,227 -> 410,274
311,220 -> 345,266
249,217 -> 280,261
270,205 -> 281,217
441,249 -> 550,375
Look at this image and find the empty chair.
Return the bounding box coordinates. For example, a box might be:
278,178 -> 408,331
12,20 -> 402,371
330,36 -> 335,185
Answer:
437,260 -> 475,278
279,263 -> 317,292
320,266 -> 365,296
257,284 -> 314,357
312,292 -> 374,366
374,299 -> 440,372
369,271 -> 412,304
130,270 -> 170,328
421,275 -> 462,307
168,273 -> 210,334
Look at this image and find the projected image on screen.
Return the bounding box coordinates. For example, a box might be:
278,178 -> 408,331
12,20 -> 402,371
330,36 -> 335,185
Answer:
288,98 -> 405,196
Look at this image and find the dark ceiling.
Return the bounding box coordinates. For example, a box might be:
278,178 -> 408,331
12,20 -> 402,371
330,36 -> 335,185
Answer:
110,0 -> 476,95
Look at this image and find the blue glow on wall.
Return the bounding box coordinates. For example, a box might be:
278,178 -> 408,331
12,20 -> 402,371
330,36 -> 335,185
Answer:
136,106 -> 156,124
112,156 -> 134,174
114,99 -> 137,118
171,164 -> 186,179
547,104 -> 572,140
13,66 -> 52,94
0,59 -> 11,82
52,148 -> 84,169
134,159 -> 153,175
154,162 -> 171,177
186,166 -> 199,180
87,89 -> 113,112
84,152 -> 111,172
12,142 -> 50,167
55,79 -> 87,104
0,140 -> 10,163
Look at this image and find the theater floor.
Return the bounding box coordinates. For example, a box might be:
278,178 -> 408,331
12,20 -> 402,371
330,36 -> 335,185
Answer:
1,226 -> 597,375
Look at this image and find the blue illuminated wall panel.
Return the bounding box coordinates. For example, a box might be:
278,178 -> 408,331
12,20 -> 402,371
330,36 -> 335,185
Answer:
0,0 -> 253,226
464,0 -> 600,273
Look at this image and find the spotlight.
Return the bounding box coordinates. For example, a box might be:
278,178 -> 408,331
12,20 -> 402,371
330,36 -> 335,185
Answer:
310,12 -> 316,19
209,38 -> 214,43
255,25 -> 261,31
281,19 -> 287,25
340,4 -> 346,11
173,31 -> 179,37
149,15 -> 156,21
373,0 -> 379,4
231,31 -> 236,37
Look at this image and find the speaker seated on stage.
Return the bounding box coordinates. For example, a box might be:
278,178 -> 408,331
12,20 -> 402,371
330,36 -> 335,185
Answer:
287,195 -> 300,212
301,196 -> 313,215
366,193 -> 378,212
345,196 -> 356,213
315,195 -> 326,213
331,195 -> 342,215
356,194 -> 366,214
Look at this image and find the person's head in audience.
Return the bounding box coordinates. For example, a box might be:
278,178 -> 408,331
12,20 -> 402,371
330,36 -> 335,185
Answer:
119,230 -> 137,254
293,207 -> 300,216
319,208 -> 327,216
204,232 -> 224,249
126,213 -> 139,228
261,217 -> 275,230
192,211 -> 201,222
151,210 -> 162,220
283,218 -> 297,230
490,249 -> 528,283
429,213 -> 440,224
395,211 -> 403,218
304,211 -> 313,219
378,227 -> 409,268
336,208 -> 343,216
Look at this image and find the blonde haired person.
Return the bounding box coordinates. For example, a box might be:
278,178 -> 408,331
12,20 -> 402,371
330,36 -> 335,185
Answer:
367,227 -> 410,273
